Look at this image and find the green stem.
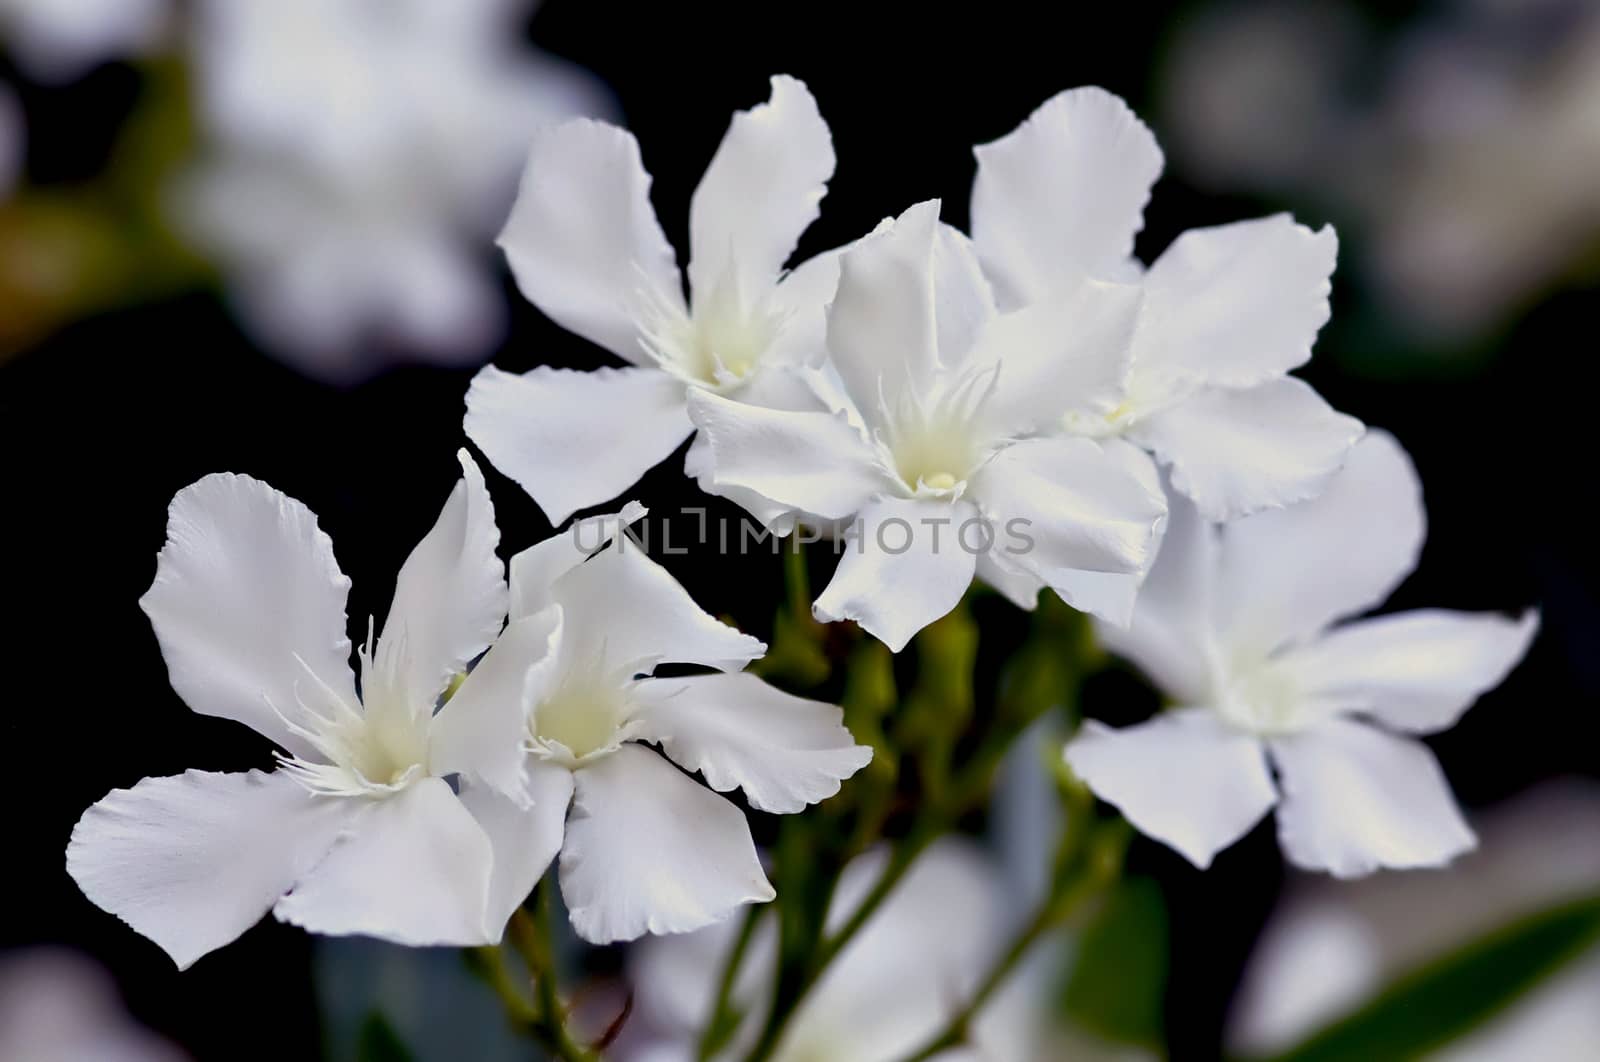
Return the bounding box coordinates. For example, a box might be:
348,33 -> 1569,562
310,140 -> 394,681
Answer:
743,818 -> 943,1062
897,819 -> 1131,1062
697,905 -> 764,1060
783,537 -> 810,622
505,891 -> 598,1062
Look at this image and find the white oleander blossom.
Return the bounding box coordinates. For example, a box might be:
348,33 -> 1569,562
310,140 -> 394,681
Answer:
67,451 -> 536,968
178,0 -> 611,383
465,74 -> 841,525
452,503 -> 872,944
0,950 -> 187,1062
970,87 -> 1363,525
1065,431 -> 1538,876
627,842 -> 1047,1061
0,0 -> 169,82
688,199 -> 1168,650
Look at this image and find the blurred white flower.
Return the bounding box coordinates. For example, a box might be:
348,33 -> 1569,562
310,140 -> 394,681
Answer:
1228,780 -> 1600,1058
466,74 -> 839,525
68,451 -> 533,967
690,200 -> 1168,649
0,950 -> 186,1061
970,87 -> 1362,527
0,0 -> 169,83
454,503 -> 870,944
1161,0 -> 1600,343
627,841 -> 1052,1061
1066,431 -> 1537,875
178,0 -> 612,383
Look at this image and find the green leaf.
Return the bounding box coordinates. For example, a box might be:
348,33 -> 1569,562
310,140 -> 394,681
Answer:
1061,875 -> 1169,1049
354,1012 -> 416,1062
1260,892 -> 1600,1062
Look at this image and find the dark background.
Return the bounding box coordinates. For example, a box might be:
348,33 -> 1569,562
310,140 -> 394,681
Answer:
4,1 -> 1597,1058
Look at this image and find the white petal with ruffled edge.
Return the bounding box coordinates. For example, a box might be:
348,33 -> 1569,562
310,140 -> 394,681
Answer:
67,770 -> 355,969
1133,216 -> 1337,390
138,474 -> 357,759
429,609 -> 562,799
687,75 -> 834,301
970,271 -> 1142,432
508,502 -> 647,620
372,450 -> 506,711
559,745 -> 773,944
1130,377 -> 1363,521
632,673 -> 872,814
465,365 -> 693,525
1093,487 -> 1218,703
971,87 -> 1163,304
273,777 -> 498,946
497,119 -> 683,362
1268,718 -> 1475,878
687,389 -> 886,524
1280,609 -> 1539,735
1216,430 -> 1422,656
814,496 -> 980,652
974,436 -> 1165,593
1065,710 -> 1278,869
550,536 -> 765,672
457,763 -> 575,938
826,202 -> 987,421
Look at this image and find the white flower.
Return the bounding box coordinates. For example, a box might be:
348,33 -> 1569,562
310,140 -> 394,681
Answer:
0,950 -> 186,1061
628,841 -> 1042,1061
1065,431 -> 1538,876
465,74 -> 840,525
177,0 -> 612,383
970,87 -> 1363,523
688,199 -> 1168,649
453,504 -> 872,944
68,451 -> 532,968
1228,782 -> 1600,1059
0,0 -> 169,83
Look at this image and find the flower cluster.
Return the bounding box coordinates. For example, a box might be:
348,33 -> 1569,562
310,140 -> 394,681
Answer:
67,76 -> 1536,1056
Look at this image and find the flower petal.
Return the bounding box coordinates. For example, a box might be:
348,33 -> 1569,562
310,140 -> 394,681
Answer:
975,435 -> 1166,596
273,777 -> 497,946
814,497 -> 980,652
1064,709 -> 1277,869
1093,487 -> 1218,703
976,549 -> 1045,610
429,609 -> 562,799
139,473 -> 357,758
508,502 -> 647,620
373,450 -> 507,711
559,745 -> 773,943
971,87 -> 1163,304
550,535 -> 765,672
1129,377 -> 1364,521
687,389 -> 886,525
67,770 -> 353,969
465,364 -> 693,525
497,119 -> 683,362
1280,609 -> 1539,735
456,762 -> 574,939
825,202 -> 994,422
1268,719 -> 1476,877
1133,216 -> 1338,390
632,673 -> 872,814
1215,429 -> 1423,655
687,75 -> 834,301
971,271 -> 1142,431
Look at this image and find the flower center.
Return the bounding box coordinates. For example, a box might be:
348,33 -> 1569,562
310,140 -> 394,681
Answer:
532,672 -> 634,764
887,413 -> 983,496
679,301 -> 781,388
1216,655 -> 1308,736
